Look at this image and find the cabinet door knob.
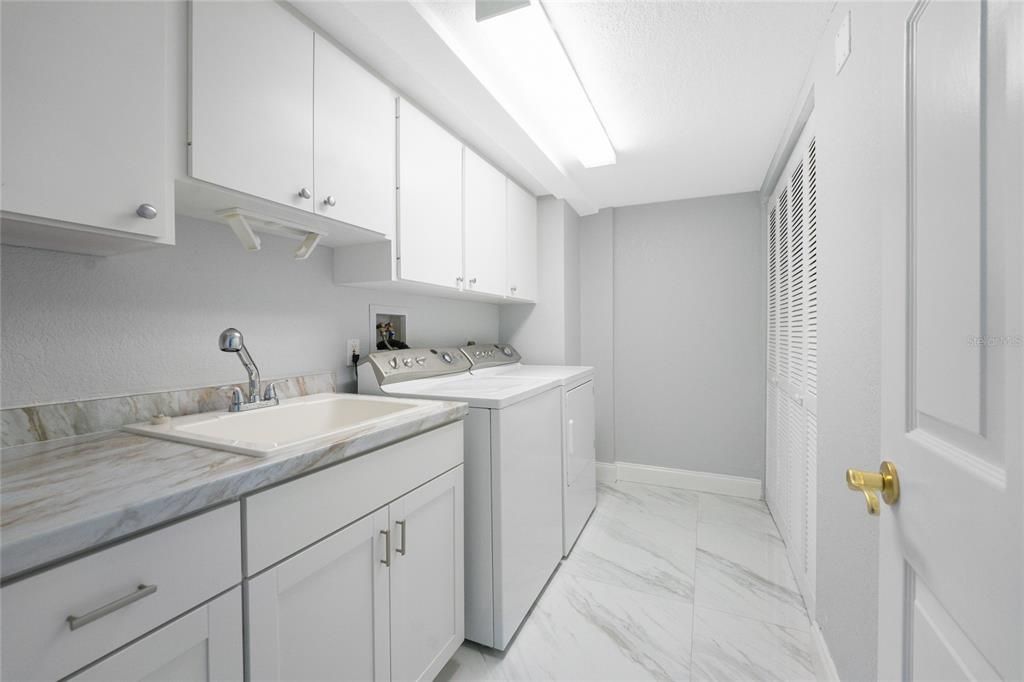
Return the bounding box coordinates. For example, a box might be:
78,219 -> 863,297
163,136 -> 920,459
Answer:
136,204 -> 157,220
323,195 -> 336,207
510,285 -> 518,294
298,187 -> 312,199
468,277 -> 478,285
456,276 -> 464,287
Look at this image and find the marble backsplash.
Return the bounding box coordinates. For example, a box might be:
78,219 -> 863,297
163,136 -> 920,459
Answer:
1,372 -> 337,448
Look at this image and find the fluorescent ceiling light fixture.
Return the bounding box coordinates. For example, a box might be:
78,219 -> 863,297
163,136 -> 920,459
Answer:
414,0 -> 616,169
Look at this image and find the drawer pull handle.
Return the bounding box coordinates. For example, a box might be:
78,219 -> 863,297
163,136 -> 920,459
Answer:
380,529 -> 391,567
67,584 -> 158,631
396,520 -> 407,556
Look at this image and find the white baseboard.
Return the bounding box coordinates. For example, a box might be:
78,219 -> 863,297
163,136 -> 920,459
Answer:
595,462 -> 618,483
810,621 -> 840,682
599,461 -> 762,499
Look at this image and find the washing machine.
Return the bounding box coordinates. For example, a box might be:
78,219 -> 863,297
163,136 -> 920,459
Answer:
462,344 -> 596,556
358,347 -> 563,650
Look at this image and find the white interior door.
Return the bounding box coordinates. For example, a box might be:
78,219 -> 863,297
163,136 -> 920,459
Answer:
878,1 -> 1022,679
389,467 -> 464,682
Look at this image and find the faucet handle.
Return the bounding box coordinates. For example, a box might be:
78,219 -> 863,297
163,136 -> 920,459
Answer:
262,381 -> 283,402
218,385 -> 244,411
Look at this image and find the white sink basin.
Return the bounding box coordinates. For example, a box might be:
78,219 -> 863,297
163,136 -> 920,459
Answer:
124,393 -> 425,457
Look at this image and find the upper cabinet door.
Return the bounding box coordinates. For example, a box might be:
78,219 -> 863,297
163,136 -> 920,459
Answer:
506,181 -> 538,301
463,149 -> 508,297
313,34 -> 395,237
389,467 -> 465,682
1,1 -> 170,239
398,100 -> 463,289
190,1 -> 314,210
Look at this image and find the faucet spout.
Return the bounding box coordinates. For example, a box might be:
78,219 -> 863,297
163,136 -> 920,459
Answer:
237,345 -> 261,403
218,328 -> 275,411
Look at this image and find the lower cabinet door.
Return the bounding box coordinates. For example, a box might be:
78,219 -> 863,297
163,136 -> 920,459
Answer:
71,587 -> 243,681
389,466 -> 465,682
247,509 -> 391,681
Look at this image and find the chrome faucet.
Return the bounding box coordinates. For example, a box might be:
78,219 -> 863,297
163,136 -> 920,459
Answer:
218,328 -> 280,412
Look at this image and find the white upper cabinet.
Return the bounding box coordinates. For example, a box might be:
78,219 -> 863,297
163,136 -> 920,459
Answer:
463,149 -> 508,297
397,100 -> 464,290
506,180 -> 539,302
190,1 -> 315,211
0,1 -> 173,253
313,34 -> 395,237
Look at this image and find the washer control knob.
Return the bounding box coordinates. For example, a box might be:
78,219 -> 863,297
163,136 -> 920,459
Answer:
388,357 -> 399,370
441,352 -> 453,364
415,356 -> 426,365
403,358 -> 414,368
502,346 -> 513,357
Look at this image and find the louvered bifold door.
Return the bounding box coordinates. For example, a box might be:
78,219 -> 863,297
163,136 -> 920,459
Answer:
764,118 -> 818,617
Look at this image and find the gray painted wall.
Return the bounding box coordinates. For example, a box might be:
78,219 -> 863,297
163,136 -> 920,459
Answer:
763,3 -> 912,679
579,209 -> 615,464
0,216 -> 500,407
612,192 -> 765,479
500,197 -> 582,365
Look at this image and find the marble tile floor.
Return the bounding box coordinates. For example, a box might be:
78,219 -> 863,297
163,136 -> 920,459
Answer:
436,481 -> 817,682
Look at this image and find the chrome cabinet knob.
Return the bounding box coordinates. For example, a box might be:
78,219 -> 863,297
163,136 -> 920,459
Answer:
323,195 -> 336,207
298,187 -> 312,199
468,277 -> 478,285
136,204 -> 157,220
510,285 -> 518,294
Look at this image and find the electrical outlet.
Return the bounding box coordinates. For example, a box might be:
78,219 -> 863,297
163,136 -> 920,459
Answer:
346,339 -> 360,366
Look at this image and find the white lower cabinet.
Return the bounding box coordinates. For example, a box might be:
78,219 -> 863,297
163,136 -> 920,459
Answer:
389,469 -> 465,682
247,466 -> 464,682
72,588 -> 243,682
248,510 -> 392,681
245,464 -> 462,679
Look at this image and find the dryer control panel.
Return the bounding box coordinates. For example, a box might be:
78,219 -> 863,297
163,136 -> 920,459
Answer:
460,344 -> 521,369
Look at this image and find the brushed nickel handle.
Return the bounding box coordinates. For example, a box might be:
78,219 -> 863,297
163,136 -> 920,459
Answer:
67,584 -> 157,631
380,529 -> 391,566
136,204 -> 157,219
298,187 -> 312,199
323,195 -> 336,207
396,520 -> 407,556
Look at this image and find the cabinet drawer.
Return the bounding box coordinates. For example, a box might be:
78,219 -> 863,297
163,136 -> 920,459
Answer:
245,422 -> 463,576
1,503 -> 241,681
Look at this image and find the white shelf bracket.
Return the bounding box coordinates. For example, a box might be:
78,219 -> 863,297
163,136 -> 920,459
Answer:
220,209 -> 261,252
294,232 -> 322,260
216,207 -> 326,260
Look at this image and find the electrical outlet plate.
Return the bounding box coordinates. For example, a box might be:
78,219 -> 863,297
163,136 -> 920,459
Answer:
346,339 -> 360,366
835,11 -> 851,75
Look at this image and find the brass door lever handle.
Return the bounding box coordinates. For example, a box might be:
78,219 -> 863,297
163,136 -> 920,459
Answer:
846,461 -> 900,516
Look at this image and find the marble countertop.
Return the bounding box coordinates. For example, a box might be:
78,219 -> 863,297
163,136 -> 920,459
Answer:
0,397 -> 468,582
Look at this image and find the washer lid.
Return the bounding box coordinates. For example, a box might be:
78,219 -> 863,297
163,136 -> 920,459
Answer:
380,373 -> 559,409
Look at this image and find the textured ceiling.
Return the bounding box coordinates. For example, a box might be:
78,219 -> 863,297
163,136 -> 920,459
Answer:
541,0 -> 833,208
295,1 -> 834,213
